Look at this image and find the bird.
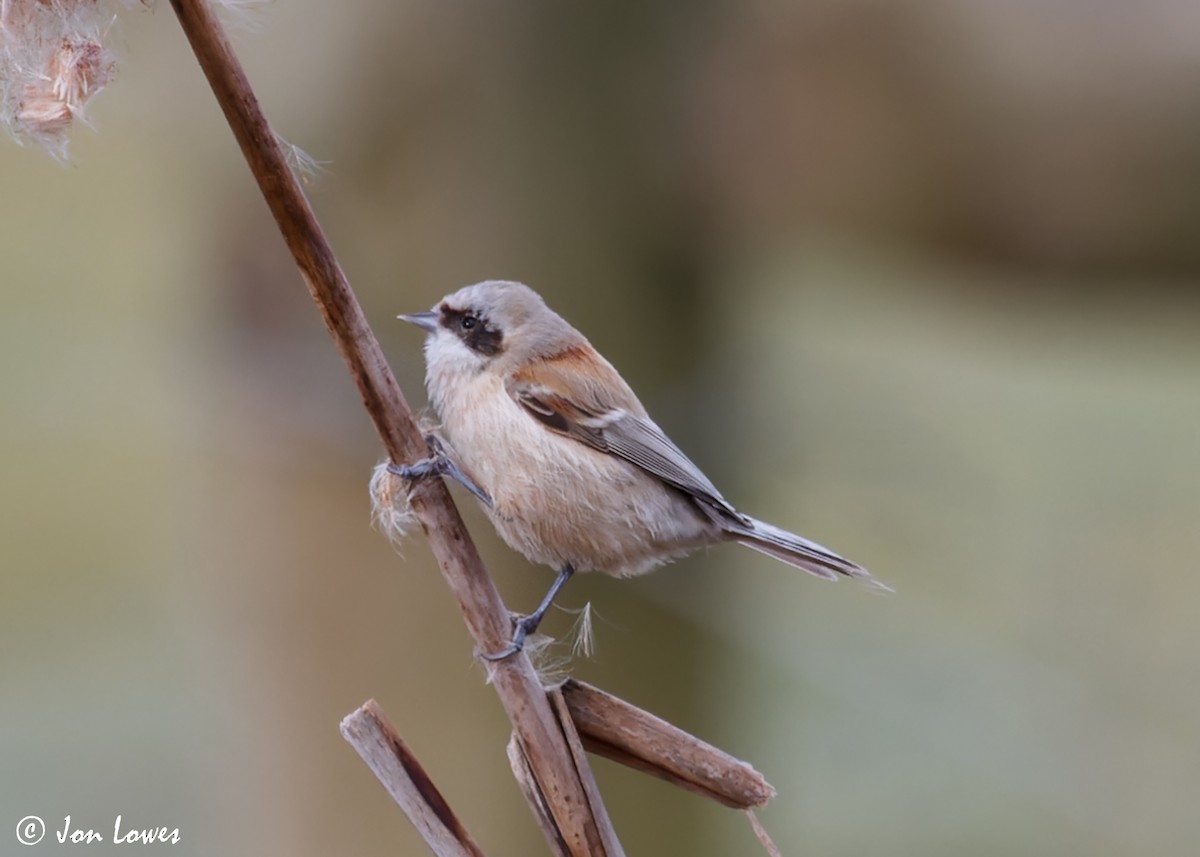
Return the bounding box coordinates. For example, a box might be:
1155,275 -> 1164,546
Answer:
393,280 -> 884,659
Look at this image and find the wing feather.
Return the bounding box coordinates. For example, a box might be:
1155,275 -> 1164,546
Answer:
600,414 -> 728,508
505,347 -> 884,587
506,349 -> 742,521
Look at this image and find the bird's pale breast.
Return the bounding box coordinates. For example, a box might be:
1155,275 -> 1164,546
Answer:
433,370 -> 715,576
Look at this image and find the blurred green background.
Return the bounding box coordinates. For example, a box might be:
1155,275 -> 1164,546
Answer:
3,2 -> 1199,855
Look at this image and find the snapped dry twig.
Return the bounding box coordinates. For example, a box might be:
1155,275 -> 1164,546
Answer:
341,700 -> 488,857
559,680 -> 775,810
166,1 -> 618,853
507,726 -> 625,857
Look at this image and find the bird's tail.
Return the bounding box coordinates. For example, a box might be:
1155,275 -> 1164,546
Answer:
726,516 -> 891,592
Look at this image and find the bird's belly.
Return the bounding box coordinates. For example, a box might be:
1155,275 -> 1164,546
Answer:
439,381 -> 713,576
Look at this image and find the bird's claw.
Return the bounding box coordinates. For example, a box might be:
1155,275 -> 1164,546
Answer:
478,565 -> 575,661
388,436 -> 492,508
479,615 -> 538,662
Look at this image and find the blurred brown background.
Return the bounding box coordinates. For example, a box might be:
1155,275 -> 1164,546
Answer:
3,2 -> 1199,855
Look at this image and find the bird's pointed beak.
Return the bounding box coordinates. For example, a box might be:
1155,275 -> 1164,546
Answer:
398,311 -> 438,333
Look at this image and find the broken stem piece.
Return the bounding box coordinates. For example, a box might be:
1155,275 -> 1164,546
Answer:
341,700 -> 488,857
559,679 -> 775,810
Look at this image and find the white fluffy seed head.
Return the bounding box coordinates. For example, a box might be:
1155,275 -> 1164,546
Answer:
369,460 -> 418,545
0,0 -> 281,158
2,1 -> 115,157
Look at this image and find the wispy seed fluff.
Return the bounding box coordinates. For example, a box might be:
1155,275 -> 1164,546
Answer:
1,0 -> 117,158
369,460 -> 419,545
1,0 -> 278,159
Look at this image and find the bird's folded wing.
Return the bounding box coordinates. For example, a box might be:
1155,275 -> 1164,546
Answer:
507,375 -> 744,522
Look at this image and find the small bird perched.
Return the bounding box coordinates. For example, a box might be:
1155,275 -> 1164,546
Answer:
394,281 -> 883,659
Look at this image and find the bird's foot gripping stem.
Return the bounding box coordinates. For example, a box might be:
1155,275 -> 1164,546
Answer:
388,435 -> 492,508
480,564 -> 576,661
479,614 -> 541,662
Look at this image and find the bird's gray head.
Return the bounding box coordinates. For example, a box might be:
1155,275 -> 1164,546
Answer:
400,280 -> 576,371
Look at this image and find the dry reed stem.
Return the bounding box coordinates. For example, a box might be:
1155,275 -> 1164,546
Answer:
559,680 -> 776,810
166,1 -> 617,853
341,700 -> 488,857
547,692 -> 626,854
507,738 -> 573,857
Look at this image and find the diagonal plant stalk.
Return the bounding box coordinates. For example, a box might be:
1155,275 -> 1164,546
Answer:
341,701 -> 489,857
166,1 -> 620,853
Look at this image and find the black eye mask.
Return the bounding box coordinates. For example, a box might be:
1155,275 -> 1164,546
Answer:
440,306 -> 505,356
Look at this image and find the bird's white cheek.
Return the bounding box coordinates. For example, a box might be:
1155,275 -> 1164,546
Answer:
423,331 -> 488,416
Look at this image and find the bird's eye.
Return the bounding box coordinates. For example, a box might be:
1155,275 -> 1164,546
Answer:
461,315 -> 478,330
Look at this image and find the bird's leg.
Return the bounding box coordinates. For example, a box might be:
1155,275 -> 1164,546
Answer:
388,434 -> 492,508
481,564 -> 576,661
